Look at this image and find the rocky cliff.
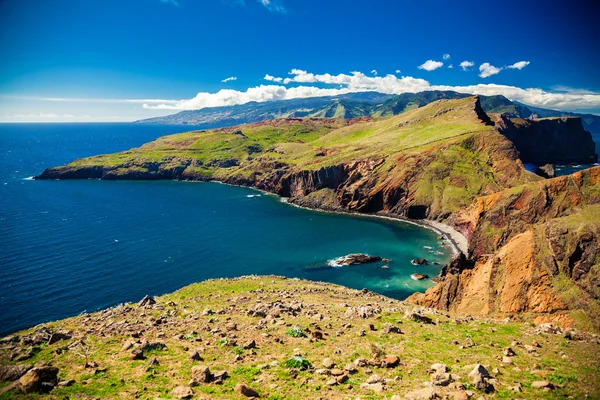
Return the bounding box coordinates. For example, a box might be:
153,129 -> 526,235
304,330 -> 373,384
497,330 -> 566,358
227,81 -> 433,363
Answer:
409,168 -> 600,330
493,115 -> 598,165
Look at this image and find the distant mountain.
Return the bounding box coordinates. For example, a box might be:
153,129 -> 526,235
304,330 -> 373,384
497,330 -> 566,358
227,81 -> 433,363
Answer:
137,90 -> 599,146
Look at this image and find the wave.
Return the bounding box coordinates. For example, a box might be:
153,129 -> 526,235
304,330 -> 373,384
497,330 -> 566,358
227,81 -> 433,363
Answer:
246,194 -> 262,198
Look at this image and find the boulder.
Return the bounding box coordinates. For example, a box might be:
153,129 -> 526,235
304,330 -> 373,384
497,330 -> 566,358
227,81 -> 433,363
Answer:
411,273 -> 429,280
18,366 -> 59,393
411,258 -> 428,265
384,355 -> 399,367
322,358 -> 335,369
236,383 -> 260,397
0,364 -> 32,382
329,254 -> 382,266
138,295 -> 156,307
190,365 -> 212,383
404,387 -> 440,399
171,385 -> 193,399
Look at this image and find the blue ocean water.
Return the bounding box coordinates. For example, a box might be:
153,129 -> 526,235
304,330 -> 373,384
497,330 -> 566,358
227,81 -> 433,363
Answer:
0,123 -> 452,336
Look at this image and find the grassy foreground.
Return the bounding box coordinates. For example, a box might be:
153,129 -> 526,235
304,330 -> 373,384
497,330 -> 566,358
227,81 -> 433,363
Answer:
1,276 -> 599,399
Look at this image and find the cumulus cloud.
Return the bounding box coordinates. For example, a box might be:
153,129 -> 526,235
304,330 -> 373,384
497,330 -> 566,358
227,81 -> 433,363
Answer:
395,69 -> 401,74
507,61 -> 530,70
443,53 -> 451,60
459,61 -> 474,71
371,69 -> 378,75
479,63 -> 502,78
221,76 -> 237,83
448,64 -> 453,69
263,74 -> 283,83
418,60 -> 444,71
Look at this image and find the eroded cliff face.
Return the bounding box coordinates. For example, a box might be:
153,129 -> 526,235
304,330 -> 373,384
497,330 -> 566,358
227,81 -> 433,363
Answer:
409,168 -> 600,330
494,114 -> 598,165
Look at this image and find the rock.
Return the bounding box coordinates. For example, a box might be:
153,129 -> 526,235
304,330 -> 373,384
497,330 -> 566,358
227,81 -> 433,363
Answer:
236,383 -> 260,397
405,311 -> 434,324
563,330 -> 573,340
404,387 -> 440,400
225,322 -> 237,331
501,356 -> 513,364
429,363 -> 448,374
411,273 -> 429,280
382,258 -> 393,263
57,379 -> 75,387
537,163 -> 556,178
503,347 -> 516,357
360,382 -> 385,393
0,364 -> 32,382
383,323 -> 402,334
212,370 -> 229,383
244,339 -> 257,349
48,332 -> 71,345
202,308 -> 213,316
509,382 -> 523,392
18,366 -> 59,393
468,364 -> 490,379
322,358 -> 335,369
469,364 -> 494,393
190,365 -> 212,383
329,254 -> 382,266
411,258 -> 428,265
354,357 -> 368,367
138,295 -> 156,307
326,378 -> 338,386
147,357 -> 160,366
532,380 -> 555,389
130,348 -> 144,360
344,363 -> 358,373
384,355 -> 399,367
336,374 -> 349,383
330,368 -> 344,376
315,369 -> 330,375
189,350 -> 202,361
121,341 -> 133,352
366,374 -> 383,384
343,306 -> 381,319
171,385 -> 193,399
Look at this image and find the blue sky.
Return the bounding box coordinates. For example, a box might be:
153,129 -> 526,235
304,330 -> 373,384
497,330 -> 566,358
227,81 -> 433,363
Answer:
0,0 -> 599,121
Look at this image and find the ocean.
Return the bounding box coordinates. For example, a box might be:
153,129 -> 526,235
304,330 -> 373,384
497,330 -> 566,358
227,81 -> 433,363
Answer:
0,123 -> 453,336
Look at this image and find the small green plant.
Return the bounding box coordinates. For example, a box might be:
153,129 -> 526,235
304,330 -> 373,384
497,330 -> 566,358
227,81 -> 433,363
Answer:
548,373 -> 578,385
216,337 -> 229,347
421,333 -> 434,341
285,326 -> 306,338
234,346 -> 244,355
267,394 -> 283,400
282,356 -> 311,370
183,333 -> 197,340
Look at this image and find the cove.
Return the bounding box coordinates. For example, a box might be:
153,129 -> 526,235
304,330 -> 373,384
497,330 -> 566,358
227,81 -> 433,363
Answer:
0,124 -> 452,336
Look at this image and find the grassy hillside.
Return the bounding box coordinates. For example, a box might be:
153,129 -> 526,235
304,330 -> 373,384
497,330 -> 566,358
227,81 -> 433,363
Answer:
1,277 -> 599,399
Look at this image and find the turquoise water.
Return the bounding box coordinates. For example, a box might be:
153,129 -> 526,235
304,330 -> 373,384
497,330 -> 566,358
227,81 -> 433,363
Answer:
0,123 -> 452,336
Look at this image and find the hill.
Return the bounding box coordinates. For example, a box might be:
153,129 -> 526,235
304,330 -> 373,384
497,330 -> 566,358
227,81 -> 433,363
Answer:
136,91 -> 600,146
1,276 -> 599,399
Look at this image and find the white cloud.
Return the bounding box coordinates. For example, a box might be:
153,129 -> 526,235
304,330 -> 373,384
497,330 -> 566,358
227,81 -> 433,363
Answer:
395,69 -> 401,74
257,0 -> 286,13
264,74 -> 283,83
371,69 -> 378,75
11,69 -> 600,115
479,63 -> 502,78
448,64 -> 453,69
418,60 -> 444,71
221,76 -> 237,83
507,61 -> 530,70
443,53 -> 451,60
459,61 -> 474,71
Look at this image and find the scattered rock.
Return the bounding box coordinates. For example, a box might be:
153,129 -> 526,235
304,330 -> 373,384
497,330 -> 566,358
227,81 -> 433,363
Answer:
384,355 -> 399,367
18,366 -> 59,393
329,254 -> 382,266
189,350 -> 202,361
411,258 -> 428,265
244,339 -> 257,349
429,363 -> 448,374
0,364 -> 32,382
411,273 -> 429,281
138,295 -> 156,307
57,379 -> 75,387
366,374 -> 383,384
383,323 -> 402,334
503,347 -> 516,357
532,380 -> 555,390
322,358 -> 335,369
171,385 -> 193,399
190,365 -> 212,383
48,332 -> 71,345
404,387 -> 440,400
236,383 -> 260,397
360,382 -> 385,393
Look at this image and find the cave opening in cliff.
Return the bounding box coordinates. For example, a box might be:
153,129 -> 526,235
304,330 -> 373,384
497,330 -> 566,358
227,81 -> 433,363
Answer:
406,205 -> 428,219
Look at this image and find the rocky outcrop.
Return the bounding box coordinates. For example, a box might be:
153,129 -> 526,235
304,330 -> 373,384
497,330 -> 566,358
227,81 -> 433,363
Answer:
410,168 -> 600,329
494,114 -> 598,165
